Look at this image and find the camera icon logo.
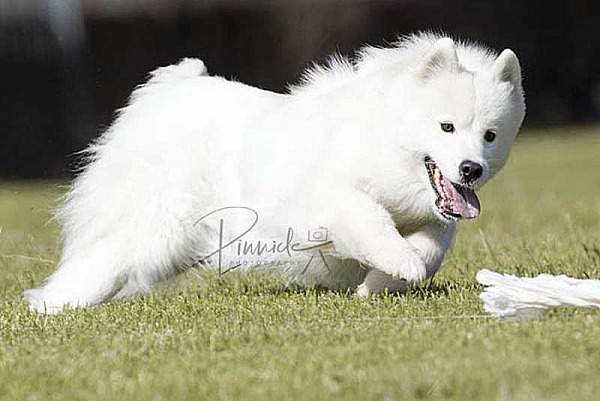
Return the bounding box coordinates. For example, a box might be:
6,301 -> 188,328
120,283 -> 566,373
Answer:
308,227 -> 329,242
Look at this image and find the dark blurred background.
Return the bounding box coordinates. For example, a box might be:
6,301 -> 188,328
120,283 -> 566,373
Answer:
1,0 -> 599,178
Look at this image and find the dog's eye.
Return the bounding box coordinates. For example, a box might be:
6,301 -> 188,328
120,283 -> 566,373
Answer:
440,122 -> 455,133
484,130 -> 497,142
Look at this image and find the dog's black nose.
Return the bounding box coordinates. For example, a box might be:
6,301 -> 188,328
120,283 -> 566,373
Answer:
459,160 -> 483,183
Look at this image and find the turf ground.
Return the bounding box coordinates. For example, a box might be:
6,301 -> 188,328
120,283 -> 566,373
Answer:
0,126 -> 599,400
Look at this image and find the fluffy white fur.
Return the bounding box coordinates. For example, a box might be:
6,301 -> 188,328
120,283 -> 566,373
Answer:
25,33 -> 525,313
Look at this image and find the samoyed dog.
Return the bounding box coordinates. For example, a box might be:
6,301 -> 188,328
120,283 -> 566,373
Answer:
26,33 -> 525,313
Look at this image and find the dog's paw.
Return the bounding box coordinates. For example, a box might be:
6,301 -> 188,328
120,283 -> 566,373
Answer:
23,288 -> 73,314
356,269 -> 411,296
400,249 -> 428,283
356,282 -> 371,297
380,248 -> 427,285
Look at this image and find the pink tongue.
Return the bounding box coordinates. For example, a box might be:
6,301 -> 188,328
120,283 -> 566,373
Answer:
440,178 -> 481,219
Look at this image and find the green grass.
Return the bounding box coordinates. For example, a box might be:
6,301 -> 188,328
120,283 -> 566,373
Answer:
1,126 -> 599,401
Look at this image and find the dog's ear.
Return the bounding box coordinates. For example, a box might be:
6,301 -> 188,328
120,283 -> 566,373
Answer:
418,38 -> 459,80
492,49 -> 522,88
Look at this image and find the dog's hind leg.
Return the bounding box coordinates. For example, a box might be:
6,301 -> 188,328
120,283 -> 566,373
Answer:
24,238 -> 131,313
24,172 -> 204,313
24,215 -> 198,313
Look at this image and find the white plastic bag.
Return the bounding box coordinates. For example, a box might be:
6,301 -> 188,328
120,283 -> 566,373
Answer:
476,269 -> 600,320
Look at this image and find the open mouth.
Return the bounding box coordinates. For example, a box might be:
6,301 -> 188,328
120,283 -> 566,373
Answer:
424,157 -> 481,221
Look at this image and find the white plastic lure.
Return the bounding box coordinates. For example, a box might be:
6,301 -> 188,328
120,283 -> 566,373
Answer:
477,269 -> 600,320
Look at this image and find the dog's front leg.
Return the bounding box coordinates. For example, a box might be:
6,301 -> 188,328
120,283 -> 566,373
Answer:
328,192 -> 427,289
356,223 -> 456,296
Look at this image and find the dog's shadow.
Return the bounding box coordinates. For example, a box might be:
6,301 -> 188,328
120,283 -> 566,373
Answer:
171,268 -> 456,300
409,280 -> 452,298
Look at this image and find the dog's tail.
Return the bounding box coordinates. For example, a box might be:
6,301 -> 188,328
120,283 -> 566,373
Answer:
147,58 -> 208,85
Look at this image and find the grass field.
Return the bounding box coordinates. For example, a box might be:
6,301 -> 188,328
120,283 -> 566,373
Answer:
1,126 -> 599,401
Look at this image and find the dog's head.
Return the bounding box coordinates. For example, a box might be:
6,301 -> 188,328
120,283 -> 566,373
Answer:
390,37 -> 525,223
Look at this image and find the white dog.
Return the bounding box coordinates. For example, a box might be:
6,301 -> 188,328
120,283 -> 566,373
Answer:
26,33 -> 525,313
